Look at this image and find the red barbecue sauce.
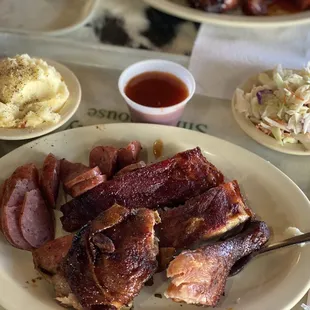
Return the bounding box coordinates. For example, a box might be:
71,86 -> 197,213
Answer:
125,71 -> 189,108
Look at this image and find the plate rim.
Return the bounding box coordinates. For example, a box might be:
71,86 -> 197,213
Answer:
143,0 -> 310,28
0,123 -> 310,310
0,0 -> 100,36
0,58 -> 81,141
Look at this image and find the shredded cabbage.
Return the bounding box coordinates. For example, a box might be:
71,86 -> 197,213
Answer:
235,63 -> 310,148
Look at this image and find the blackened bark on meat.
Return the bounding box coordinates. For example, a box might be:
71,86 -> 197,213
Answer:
61,204 -> 159,310
60,148 -> 224,232
157,181 -> 254,249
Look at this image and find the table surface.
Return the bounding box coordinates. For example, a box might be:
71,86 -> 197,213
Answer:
59,0 -> 198,56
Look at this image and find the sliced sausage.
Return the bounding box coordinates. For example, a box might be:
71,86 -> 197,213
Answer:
1,163 -> 39,250
89,146 -> 118,179
60,159 -> 101,189
0,180 -> 7,232
20,189 -> 55,248
41,153 -> 60,208
2,204 -> 32,250
117,141 -> 142,169
69,174 -> 107,198
115,161 -> 146,177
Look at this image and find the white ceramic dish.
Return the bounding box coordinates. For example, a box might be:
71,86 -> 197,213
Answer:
144,0 -> 310,28
0,59 -> 81,141
0,123 -> 309,310
0,0 -> 99,36
232,71 -> 310,155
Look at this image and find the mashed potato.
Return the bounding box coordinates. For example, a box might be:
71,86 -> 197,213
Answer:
0,54 -> 69,128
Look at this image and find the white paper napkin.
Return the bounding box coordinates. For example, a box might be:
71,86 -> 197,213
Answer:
189,24 -> 310,100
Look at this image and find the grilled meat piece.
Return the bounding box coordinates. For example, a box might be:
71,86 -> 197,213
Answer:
89,146 -> 118,179
32,234 -> 75,307
115,161 -> 146,177
296,0 -> 310,9
61,147 -> 224,232
158,181 -> 253,250
60,159 -> 101,190
20,188 -> 54,248
1,163 -> 39,250
243,0 -> 310,15
242,0 -> 268,15
33,204 -> 159,310
33,234 -> 73,278
0,180 -> 6,232
117,140 -> 142,169
69,174 -> 107,198
40,153 -> 60,208
165,221 -> 270,307
188,0 -> 240,13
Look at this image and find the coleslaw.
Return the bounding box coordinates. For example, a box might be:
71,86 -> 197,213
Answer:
235,63 -> 310,149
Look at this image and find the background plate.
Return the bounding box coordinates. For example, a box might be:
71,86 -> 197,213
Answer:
0,59 -> 81,140
0,124 -> 309,310
0,0 -> 99,35
144,0 -> 310,28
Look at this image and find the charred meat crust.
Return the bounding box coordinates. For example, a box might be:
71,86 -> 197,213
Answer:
157,180 -> 254,249
61,204 -> 159,309
60,147 -> 224,232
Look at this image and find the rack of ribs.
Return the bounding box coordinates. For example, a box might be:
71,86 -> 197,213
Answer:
33,204 -> 160,310
165,221 -> 270,307
60,147 -> 224,232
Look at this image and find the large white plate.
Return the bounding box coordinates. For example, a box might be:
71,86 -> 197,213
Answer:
144,0 -> 310,28
0,59 -> 81,141
231,71 -> 310,156
0,123 -> 309,310
0,0 -> 99,36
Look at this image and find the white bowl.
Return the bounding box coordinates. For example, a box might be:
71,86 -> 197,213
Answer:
118,59 -> 196,126
0,59 -> 81,140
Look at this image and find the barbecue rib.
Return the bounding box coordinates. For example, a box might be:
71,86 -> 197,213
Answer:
61,147 -> 224,232
165,221 -> 270,307
158,181 -> 254,249
33,204 -> 159,310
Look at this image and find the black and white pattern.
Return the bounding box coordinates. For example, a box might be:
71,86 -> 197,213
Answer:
83,0 -> 199,55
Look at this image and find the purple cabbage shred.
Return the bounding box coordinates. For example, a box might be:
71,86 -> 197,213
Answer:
256,89 -> 273,105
